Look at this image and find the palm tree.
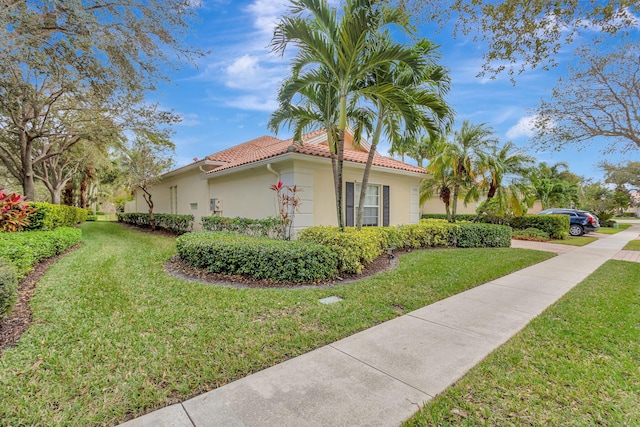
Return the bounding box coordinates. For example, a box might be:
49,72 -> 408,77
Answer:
270,0 -> 421,229
427,121 -> 497,222
420,135 -> 456,218
477,141 -> 535,216
353,39 -> 452,229
527,161 -> 581,209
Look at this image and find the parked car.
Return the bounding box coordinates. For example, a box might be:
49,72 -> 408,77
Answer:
538,208 -> 601,236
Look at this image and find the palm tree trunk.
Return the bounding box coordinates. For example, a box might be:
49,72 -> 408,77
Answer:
451,182 -> 460,222
335,129 -> 345,230
356,110 -> 384,229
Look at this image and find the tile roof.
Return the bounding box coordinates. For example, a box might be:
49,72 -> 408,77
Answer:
203,132 -> 426,175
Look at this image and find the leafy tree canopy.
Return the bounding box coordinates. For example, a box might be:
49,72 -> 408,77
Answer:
394,0 -> 638,78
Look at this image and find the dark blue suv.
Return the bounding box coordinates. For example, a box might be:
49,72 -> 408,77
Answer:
538,208 -> 601,236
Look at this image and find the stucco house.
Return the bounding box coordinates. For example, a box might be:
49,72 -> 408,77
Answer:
125,130 -> 426,234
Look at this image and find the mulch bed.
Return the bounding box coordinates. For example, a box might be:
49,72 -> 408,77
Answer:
1,224 -> 402,353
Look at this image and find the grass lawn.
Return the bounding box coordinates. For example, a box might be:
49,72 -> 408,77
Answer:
404,260 -> 640,426
624,239 -> 640,251
0,222 -> 553,426
598,224 -> 632,234
548,236 -> 598,246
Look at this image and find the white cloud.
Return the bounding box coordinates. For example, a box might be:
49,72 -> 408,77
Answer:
226,95 -> 279,112
244,0 -> 290,35
176,113 -> 201,127
506,116 -> 538,139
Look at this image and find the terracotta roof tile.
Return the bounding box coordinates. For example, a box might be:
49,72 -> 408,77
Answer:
203,132 -> 425,175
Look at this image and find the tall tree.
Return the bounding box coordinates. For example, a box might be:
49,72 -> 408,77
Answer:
527,161 -> 581,209
477,141 -> 535,217
271,0 -> 421,229
430,121 -> 496,222
532,43 -> 640,153
120,133 -> 175,231
394,0 -> 638,78
0,0 -> 200,200
353,39 -> 452,229
420,135 -> 456,218
601,161 -> 640,189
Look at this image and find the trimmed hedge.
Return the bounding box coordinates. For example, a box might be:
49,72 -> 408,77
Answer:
299,220 -> 511,274
421,213 -> 479,222
423,212 -> 569,240
510,215 -> 569,240
298,226 -> 391,274
454,223 -> 511,248
513,227 -> 550,241
0,227 -> 82,279
176,232 -> 338,283
117,213 -> 194,234
0,259 -> 18,319
394,220 -> 457,249
26,202 -> 88,230
201,216 -> 284,238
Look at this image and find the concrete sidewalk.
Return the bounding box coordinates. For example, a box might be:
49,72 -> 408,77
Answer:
120,225 -> 640,427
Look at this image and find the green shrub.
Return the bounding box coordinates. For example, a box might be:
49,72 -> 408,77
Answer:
117,213 -> 194,234
176,232 -> 338,283
201,216 -> 284,238
0,227 -> 82,279
298,226 -> 391,274
86,214 -> 98,221
512,228 -> 550,241
454,223 -> 512,248
0,259 -> 18,319
421,213 -> 479,222
510,214 -> 569,240
395,220 -> 457,249
26,203 -> 88,230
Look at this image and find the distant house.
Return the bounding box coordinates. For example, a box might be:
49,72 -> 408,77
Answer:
126,130 -> 426,234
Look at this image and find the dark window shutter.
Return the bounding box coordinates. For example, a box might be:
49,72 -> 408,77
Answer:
383,185 -> 390,226
346,182 -> 354,227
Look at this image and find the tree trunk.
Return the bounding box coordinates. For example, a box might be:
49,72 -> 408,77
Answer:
450,182 -> 460,222
141,186 -> 155,230
19,133 -> 36,200
63,182 -> 74,205
80,176 -> 88,208
356,112 -> 384,229
336,129 -> 345,230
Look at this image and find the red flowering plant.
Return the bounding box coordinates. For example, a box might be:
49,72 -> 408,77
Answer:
0,190 -> 36,232
270,181 -> 301,239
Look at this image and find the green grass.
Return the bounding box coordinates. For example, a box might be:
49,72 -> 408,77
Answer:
0,222 -> 553,426
624,239 -> 640,251
597,224 -> 632,234
404,260 -> 640,426
548,235 -> 598,246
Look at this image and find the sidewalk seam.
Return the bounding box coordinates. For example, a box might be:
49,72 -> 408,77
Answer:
327,343 -> 435,399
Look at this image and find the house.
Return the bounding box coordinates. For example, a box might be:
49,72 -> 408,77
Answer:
125,130 -> 426,234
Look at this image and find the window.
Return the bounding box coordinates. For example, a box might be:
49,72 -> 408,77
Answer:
345,182 -> 389,227
356,183 -> 380,226
169,185 -> 178,214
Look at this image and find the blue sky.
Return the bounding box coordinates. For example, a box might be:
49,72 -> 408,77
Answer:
153,0 -> 636,182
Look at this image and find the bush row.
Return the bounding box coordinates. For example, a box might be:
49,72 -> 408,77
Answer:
26,202 -> 88,230
117,213 -> 194,234
299,220 -> 511,274
0,259 -> 18,319
176,232 -> 338,283
0,227 -> 82,279
509,215 -> 569,239
421,213 -> 569,240
201,216 -> 284,238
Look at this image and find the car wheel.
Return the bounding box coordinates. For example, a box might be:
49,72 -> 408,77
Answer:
569,224 -> 584,236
